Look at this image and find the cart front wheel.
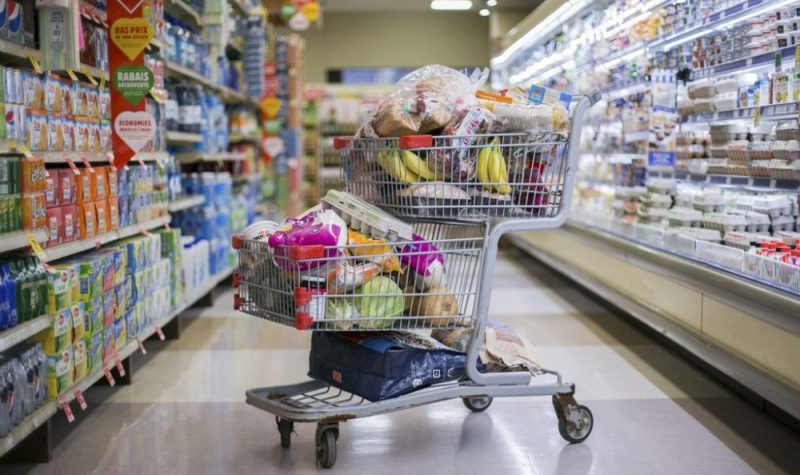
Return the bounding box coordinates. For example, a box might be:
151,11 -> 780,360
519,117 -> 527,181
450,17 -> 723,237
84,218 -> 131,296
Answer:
276,417 -> 294,449
316,429 -> 338,468
557,405 -> 593,444
462,395 -> 493,412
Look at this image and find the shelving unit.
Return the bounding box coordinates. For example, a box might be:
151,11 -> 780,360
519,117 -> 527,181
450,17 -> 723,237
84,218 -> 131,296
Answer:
168,195 -> 206,212
38,216 -> 171,263
174,152 -> 248,164
0,265 -> 235,460
0,230 -> 47,255
0,316 -> 50,354
165,0 -> 203,28
166,131 -> 204,145
228,132 -> 260,144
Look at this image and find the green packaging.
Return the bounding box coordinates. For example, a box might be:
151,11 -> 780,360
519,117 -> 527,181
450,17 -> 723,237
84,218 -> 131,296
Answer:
47,347 -> 74,399
38,307 -> 73,354
47,268 -> 73,314
71,301 -> 86,341
86,295 -> 103,336
73,340 -> 87,381
114,317 -> 126,351
86,331 -> 103,374
114,283 -> 127,321
75,258 -> 103,303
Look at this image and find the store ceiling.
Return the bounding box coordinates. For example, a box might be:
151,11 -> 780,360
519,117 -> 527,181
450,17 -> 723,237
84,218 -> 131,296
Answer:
320,0 -> 537,11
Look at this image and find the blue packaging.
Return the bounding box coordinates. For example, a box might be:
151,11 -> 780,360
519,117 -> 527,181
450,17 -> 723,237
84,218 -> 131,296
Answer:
0,0 -> 8,41
308,331 -> 468,402
6,0 -> 23,44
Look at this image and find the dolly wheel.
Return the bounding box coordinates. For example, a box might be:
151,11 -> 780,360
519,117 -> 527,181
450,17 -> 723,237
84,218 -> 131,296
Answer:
276,417 -> 293,449
462,395 -> 493,412
316,428 -> 338,468
557,404 -> 593,443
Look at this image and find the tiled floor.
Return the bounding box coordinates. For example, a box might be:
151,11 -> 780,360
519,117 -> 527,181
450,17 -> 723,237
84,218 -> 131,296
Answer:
6,249 -> 800,474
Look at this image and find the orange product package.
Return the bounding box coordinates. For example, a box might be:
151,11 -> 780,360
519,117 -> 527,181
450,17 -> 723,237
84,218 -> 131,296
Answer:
58,169 -> 78,205
94,200 -> 108,234
61,205 -> 79,243
45,207 -> 62,247
80,202 -> 97,239
20,157 -> 47,194
94,167 -> 108,201
76,170 -> 96,204
105,167 -> 118,197
21,193 -> 47,230
106,196 -> 119,231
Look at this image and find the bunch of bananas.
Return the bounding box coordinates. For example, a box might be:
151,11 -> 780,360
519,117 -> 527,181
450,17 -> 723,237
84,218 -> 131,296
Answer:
476,139 -> 512,194
376,149 -> 435,183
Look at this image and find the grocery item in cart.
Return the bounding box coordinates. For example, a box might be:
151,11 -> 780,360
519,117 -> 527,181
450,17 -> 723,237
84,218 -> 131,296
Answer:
321,190 -> 413,241
352,276 -> 405,328
433,320 -> 540,373
346,229 -> 402,273
308,330 -> 468,401
398,234 -> 446,290
268,208 -> 347,272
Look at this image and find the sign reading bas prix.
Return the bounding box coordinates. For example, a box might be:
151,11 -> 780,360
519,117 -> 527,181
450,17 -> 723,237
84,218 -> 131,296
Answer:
113,65 -> 154,106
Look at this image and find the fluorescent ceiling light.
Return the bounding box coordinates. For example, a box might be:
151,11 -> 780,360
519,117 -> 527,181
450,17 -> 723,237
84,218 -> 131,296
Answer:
479,8 -> 490,16
487,0 -> 497,5
431,0 -> 473,10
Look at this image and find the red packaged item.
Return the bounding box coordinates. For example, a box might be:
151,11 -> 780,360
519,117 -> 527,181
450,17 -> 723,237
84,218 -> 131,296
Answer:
94,200 -> 108,234
44,169 -> 61,208
59,169 -> 78,205
106,167 -> 118,197
76,171 -> 96,204
20,157 -> 47,194
45,207 -> 62,247
94,168 -> 108,201
106,196 -> 118,231
22,193 -> 47,230
61,205 -> 79,243
80,202 -> 96,239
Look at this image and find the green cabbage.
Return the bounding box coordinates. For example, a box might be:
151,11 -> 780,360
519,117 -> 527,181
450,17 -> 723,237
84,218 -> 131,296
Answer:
326,298 -> 357,330
353,276 -> 404,328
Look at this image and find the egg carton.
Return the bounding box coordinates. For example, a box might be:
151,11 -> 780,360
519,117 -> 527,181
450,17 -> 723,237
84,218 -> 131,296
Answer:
724,231 -> 759,251
614,186 -> 646,199
775,121 -> 800,140
748,161 -> 772,178
709,146 -> 729,159
703,213 -> 747,232
688,159 -> 709,175
675,226 -> 722,242
707,158 -> 728,174
693,99 -> 716,113
771,214 -> 795,232
751,195 -> 793,217
745,211 -> 771,233
646,178 -> 677,194
769,161 -> 799,180
666,207 -> 704,228
639,192 -> 673,208
321,189 -> 414,242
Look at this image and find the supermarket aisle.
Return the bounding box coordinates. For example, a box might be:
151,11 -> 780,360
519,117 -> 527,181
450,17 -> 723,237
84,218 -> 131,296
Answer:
7,249 -> 800,475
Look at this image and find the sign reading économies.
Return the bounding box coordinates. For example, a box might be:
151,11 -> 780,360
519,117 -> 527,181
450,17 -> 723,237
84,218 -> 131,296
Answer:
108,0 -> 156,169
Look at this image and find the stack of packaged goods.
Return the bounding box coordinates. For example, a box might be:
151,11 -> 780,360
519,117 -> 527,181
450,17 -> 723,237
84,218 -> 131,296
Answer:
0,257 -> 50,331
117,164 -> 168,229
0,343 -> 48,437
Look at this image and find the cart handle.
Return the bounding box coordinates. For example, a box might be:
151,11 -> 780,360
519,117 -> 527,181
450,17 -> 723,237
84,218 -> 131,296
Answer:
333,136 -> 353,150
399,135 -> 433,149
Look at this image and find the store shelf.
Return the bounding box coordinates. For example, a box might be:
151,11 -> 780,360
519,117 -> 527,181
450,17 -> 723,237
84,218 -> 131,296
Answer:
0,229 -> 47,255
623,131 -> 649,143
174,152 -> 248,164
39,216 -> 170,262
229,132 -> 260,143
38,151 -> 169,165
682,103 -> 799,124
647,169 -> 800,190
0,264 -> 235,459
0,38 -> 41,67
164,60 -> 213,88
168,195 -> 205,212
581,152 -> 643,164
165,0 -> 202,29
0,315 -> 50,354
166,131 -> 204,145
691,45 -> 796,80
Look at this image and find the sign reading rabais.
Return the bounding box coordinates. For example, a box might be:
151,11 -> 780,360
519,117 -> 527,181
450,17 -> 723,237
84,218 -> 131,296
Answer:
108,0 -> 155,169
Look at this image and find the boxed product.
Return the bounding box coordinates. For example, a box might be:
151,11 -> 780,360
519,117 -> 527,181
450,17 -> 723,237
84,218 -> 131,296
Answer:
114,284 -> 127,321
80,202 -> 96,239
61,204 -> 79,243
102,325 -> 115,360
20,157 -> 46,194
45,169 -> 60,208
77,171 -> 95,204
86,331 -> 103,374
59,169 -> 77,205
124,310 -> 136,342
106,167 -> 118,197
47,347 -> 74,399
38,307 -> 72,354
94,200 -> 108,234
71,301 -> 86,342
85,295 -> 103,336
103,291 -> 116,328
73,339 -> 87,381
95,169 -> 108,200
114,318 -> 126,351
47,267 -> 73,313
21,192 -> 46,230
308,331 -> 467,401
74,258 -> 103,303
107,196 -> 119,231
45,207 -> 62,247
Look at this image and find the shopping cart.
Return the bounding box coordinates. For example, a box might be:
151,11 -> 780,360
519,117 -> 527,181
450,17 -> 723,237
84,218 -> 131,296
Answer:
232,92 -> 601,468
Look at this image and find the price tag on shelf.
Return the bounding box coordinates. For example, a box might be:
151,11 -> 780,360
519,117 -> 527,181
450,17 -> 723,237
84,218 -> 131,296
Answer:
73,388 -> 88,410
99,76 -> 106,90
154,155 -> 164,169
139,226 -> 152,237
58,396 -> 75,423
17,143 -> 32,157
136,154 -> 146,167
137,338 -> 147,355
81,66 -> 99,87
27,234 -> 47,261
154,325 -> 166,341
80,155 -> 95,173
65,155 -> 81,175
66,69 -> 79,82
103,366 -> 116,386
163,222 -> 170,231
27,54 -> 42,74
107,152 -> 115,165
94,238 -> 102,250
113,354 -> 126,377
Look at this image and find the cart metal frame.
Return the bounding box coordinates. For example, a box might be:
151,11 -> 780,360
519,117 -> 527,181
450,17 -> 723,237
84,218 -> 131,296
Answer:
236,92 -> 601,467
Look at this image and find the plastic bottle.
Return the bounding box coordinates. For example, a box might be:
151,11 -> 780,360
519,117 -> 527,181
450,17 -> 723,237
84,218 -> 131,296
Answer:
0,263 -> 9,331
0,364 -> 10,437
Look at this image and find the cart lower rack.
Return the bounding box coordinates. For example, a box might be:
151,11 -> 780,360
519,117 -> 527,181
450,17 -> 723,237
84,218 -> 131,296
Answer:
233,92 -> 600,468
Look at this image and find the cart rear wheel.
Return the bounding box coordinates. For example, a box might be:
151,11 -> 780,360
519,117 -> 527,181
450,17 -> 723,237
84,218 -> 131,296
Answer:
316,429 -> 337,468
557,405 -> 593,444
276,417 -> 293,449
462,395 -> 493,412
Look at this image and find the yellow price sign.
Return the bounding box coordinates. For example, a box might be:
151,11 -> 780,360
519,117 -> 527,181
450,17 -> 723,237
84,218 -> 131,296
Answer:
27,234 -> 47,261
795,45 -> 800,66
27,54 -> 42,74
81,66 -> 99,87
754,106 -> 761,126
99,76 -> 106,90
66,69 -> 79,81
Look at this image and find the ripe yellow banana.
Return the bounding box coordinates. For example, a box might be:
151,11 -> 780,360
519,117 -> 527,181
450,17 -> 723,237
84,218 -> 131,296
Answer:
477,146 -> 492,187
385,149 -> 419,183
401,150 -> 435,180
491,147 -> 512,194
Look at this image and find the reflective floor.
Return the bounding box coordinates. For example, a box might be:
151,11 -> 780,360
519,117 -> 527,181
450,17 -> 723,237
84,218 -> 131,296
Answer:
6,249 -> 800,474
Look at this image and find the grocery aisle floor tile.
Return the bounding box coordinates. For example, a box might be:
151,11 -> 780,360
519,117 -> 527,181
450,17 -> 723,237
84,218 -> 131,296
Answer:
5,250 -> 800,475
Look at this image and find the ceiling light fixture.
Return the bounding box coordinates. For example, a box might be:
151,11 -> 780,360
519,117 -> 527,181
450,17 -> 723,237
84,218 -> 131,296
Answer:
487,0 -> 497,5
430,0 -> 473,10
479,8 -> 490,16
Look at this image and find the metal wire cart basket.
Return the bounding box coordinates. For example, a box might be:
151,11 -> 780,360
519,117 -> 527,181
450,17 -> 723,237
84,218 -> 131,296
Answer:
233,92 -> 600,468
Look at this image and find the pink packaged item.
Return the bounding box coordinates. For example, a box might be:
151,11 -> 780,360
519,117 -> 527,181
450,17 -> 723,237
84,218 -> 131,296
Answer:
399,234 -> 446,290
268,208 -> 348,272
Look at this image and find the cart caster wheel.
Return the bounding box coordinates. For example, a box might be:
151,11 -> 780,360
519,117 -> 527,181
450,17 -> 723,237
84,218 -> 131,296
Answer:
557,405 -> 593,444
462,395 -> 493,412
316,428 -> 338,468
276,417 -> 294,449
